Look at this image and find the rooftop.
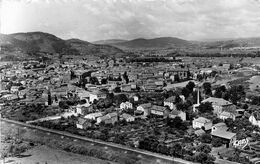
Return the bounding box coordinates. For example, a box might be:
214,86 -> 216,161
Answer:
202,97 -> 233,106
211,130 -> 236,140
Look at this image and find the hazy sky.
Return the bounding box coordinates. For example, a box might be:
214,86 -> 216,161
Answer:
1,0 -> 260,41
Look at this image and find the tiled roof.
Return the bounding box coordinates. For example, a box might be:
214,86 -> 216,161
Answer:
202,97 -> 232,106
165,96 -> 176,103
211,130 -> 236,140
139,103 -> 152,109
151,105 -> 166,112
194,117 -> 211,124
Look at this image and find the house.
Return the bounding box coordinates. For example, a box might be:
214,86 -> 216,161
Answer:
120,101 -> 133,110
136,103 -> 152,116
1,94 -> 19,101
194,129 -> 206,136
76,103 -> 90,115
211,126 -> 236,148
120,113 -> 135,122
249,112 -> 260,127
89,90 -> 107,103
84,112 -> 103,120
164,96 -> 177,110
169,110 -> 186,121
211,122 -> 228,132
10,86 -> 20,92
76,117 -> 91,129
96,112 -> 118,125
219,111 -> 236,120
150,105 -> 169,117
121,84 -> 132,92
202,97 -> 235,115
192,117 -> 212,130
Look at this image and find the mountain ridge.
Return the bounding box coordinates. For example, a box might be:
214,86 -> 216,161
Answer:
0,32 -> 126,57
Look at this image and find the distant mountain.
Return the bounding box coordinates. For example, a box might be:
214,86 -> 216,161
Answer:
66,38 -> 125,56
109,37 -> 192,49
92,39 -> 127,45
201,37 -> 260,49
0,32 -> 125,57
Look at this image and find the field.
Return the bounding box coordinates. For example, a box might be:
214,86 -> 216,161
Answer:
0,120 -> 176,164
2,145 -> 115,164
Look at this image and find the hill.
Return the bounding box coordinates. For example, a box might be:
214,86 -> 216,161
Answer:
0,32 -> 126,57
110,37 -> 192,49
92,39 -> 127,45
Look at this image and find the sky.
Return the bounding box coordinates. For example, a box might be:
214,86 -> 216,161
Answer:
1,0 -> 260,42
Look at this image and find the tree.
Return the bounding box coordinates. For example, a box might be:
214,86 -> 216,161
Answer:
228,85 -> 245,105
198,102 -> 214,114
113,87 -> 121,93
199,133 -> 212,144
101,78 -> 108,84
174,74 -> 180,82
89,76 -> 100,85
211,137 -> 223,147
182,87 -> 191,99
186,81 -> 195,93
196,144 -> 211,154
225,118 -> 234,128
123,71 -> 129,84
176,102 -> 189,112
47,90 -> 52,105
203,82 -> 212,96
167,117 -> 187,130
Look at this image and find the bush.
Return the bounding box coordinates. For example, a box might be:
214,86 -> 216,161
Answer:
212,137 -> 223,147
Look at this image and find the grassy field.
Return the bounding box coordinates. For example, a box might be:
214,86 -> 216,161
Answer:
2,145 -> 116,164
0,121 -> 174,164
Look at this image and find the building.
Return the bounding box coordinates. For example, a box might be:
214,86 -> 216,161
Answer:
76,103 -> 91,115
120,113 -> 135,122
150,105 -> 169,117
192,117 -> 212,130
84,112 -> 103,120
219,111 -> 236,120
211,126 -> 236,148
249,112 -> 260,127
169,110 -> 186,121
167,68 -> 190,80
136,103 -> 152,116
96,112 -> 118,125
201,97 -> 235,115
164,96 -> 177,110
120,101 -> 133,110
89,90 -> 107,103
76,117 -> 91,129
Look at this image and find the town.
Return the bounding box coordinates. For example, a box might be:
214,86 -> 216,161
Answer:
1,53 -> 260,164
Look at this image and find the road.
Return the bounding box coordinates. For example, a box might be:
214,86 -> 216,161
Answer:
0,118 -> 196,164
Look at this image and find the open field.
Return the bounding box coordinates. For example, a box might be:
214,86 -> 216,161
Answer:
1,119 -> 185,164
1,145 -> 115,164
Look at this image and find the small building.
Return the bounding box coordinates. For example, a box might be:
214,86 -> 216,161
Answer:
120,101 -> 133,110
89,90 -> 107,103
150,105 -> 169,117
192,117 -> 212,130
219,111 -> 236,120
84,112 -> 103,120
96,112 -> 118,125
211,128 -> 236,148
164,96 -> 177,110
169,110 -> 186,121
136,103 -> 152,116
76,103 -> 91,115
249,112 -> 260,127
202,97 -> 235,115
120,113 -> 135,122
76,117 -> 91,129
